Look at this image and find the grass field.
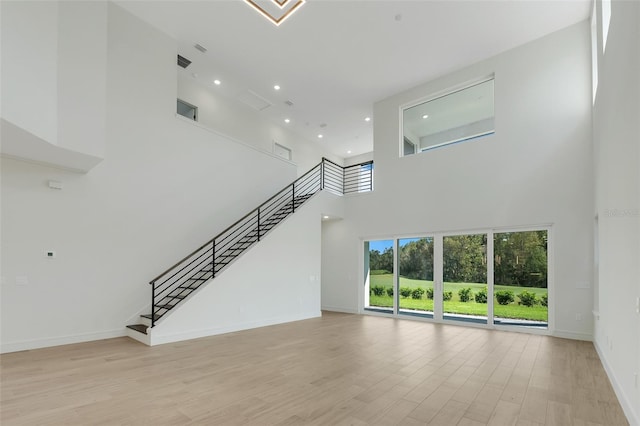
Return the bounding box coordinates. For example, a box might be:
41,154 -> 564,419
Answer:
369,274 -> 548,321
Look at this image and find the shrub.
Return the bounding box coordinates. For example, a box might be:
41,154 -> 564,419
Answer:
443,291 -> 453,301
385,287 -> 394,297
411,287 -> 425,299
400,287 -> 412,298
371,285 -> 385,296
475,286 -> 488,304
458,287 -> 473,302
495,290 -> 515,305
370,269 -> 391,275
518,290 -> 538,307
541,293 -> 548,307
426,288 -> 434,299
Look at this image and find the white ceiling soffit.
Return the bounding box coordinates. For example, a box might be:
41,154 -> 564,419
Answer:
115,0 -> 591,159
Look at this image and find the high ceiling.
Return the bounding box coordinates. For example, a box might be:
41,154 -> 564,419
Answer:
116,0 -> 591,159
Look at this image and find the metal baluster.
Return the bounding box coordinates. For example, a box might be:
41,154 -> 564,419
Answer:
151,283 -> 155,327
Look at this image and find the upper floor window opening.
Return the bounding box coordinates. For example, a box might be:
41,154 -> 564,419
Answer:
401,78 -> 495,156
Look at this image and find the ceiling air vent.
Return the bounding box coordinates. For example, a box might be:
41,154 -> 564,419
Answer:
194,44 -> 208,53
284,100 -> 294,107
177,55 -> 192,68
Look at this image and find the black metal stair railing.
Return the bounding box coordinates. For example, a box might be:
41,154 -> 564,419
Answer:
147,158 -> 373,327
321,158 -> 373,195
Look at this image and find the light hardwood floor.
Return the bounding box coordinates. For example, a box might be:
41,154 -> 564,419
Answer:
0,312 -> 629,425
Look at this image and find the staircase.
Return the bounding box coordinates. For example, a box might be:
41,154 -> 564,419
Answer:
126,158 -> 372,339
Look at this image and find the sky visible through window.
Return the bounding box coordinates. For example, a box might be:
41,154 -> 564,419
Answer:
369,240 -> 393,252
369,238 -> 425,252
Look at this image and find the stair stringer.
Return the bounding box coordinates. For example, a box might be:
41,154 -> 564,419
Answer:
147,192 -> 337,346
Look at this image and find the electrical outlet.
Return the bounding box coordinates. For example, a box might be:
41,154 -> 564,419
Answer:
576,313 -> 582,321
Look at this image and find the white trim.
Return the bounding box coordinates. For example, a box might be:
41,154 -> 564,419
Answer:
552,329 -> 593,341
322,306 -> 358,314
149,312 -> 321,346
174,114 -> 297,166
0,329 -> 127,354
594,340 -> 640,426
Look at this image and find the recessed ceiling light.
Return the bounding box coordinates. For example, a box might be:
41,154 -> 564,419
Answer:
284,118 -> 290,124
347,150 -> 352,154
323,215 -> 329,219
365,117 -> 371,122
213,79 -> 221,86
422,114 -> 429,119
318,134 -> 323,139
274,85 -> 281,91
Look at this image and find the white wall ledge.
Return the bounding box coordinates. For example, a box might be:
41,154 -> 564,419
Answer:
1,118 -> 103,173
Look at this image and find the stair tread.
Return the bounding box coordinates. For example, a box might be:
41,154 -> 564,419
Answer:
127,324 -> 148,335
141,314 -> 160,320
167,294 -> 186,300
156,304 -> 175,310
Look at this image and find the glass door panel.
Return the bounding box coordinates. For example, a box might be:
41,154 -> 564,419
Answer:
493,230 -> 548,328
364,240 -> 394,313
442,234 -> 488,324
398,237 -> 434,318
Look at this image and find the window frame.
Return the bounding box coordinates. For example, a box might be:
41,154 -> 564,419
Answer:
399,76 -> 495,157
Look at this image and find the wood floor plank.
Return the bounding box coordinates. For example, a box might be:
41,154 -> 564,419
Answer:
487,400 -> 520,426
0,312 -> 629,426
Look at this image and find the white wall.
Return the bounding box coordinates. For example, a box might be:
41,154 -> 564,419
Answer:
344,151 -> 373,167
150,193 -> 329,345
592,0 -> 640,423
322,22 -> 594,340
0,3 -> 303,353
1,1 -> 107,163
57,1 -> 108,159
177,73 -> 341,174
1,1 -> 59,144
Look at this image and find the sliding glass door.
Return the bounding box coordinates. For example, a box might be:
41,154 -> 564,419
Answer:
442,233 -> 488,324
493,230 -> 548,328
364,228 -> 549,330
364,240 -> 394,313
398,237 -> 434,318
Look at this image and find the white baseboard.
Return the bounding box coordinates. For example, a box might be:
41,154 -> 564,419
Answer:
149,311 -> 322,346
551,329 -> 593,341
594,339 -> 639,426
0,329 -> 126,354
321,306 -> 358,314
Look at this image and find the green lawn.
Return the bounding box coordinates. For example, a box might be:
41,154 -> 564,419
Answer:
369,274 -> 548,321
